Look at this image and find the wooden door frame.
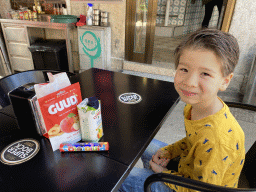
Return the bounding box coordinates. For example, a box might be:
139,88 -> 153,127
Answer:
221,0 -> 236,32
125,0 -> 158,64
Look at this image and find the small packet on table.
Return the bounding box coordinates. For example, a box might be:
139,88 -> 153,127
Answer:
77,97 -> 103,142
35,72 -> 82,151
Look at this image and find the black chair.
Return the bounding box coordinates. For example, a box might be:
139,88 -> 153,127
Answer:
144,102 -> 256,192
0,69 -> 76,108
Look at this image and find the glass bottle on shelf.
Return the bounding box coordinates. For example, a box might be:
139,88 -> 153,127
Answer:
33,5 -> 38,21
53,4 -> 57,15
56,3 -> 60,15
59,4 -> 63,15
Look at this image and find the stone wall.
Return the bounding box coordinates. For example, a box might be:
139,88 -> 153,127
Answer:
0,0 -> 12,18
228,0 -> 256,94
70,1 -> 126,71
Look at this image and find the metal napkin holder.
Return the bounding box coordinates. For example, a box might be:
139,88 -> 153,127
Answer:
8,83 -> 46,137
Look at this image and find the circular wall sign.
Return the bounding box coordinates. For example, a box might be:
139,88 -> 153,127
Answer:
0,139 -> 40,165
118,92 -> 142,104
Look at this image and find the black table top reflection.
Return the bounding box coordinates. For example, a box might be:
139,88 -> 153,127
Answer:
0,68 -> 180,192
0,104 -> 16,118
73,68 -> 180,166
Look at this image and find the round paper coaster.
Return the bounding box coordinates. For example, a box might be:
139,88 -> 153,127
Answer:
118,92 -> 142,104
0,139 -> 40,165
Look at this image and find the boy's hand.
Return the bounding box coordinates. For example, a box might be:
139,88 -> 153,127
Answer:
152,149 -> 171,167
149,159 -> 168,173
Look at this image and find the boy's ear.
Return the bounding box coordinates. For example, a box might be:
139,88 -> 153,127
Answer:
219,73 -> 234,91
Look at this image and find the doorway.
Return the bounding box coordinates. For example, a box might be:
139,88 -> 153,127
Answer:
153,0 -> 229,69
125,0 -> 158,64
125,0 -> 236,69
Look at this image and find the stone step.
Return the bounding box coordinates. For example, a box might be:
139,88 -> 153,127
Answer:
122,69 -> 174,82
155,25 -> 184,37
123,60 -> 176,77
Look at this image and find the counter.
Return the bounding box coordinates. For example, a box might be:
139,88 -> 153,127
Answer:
0,18 -> 75,73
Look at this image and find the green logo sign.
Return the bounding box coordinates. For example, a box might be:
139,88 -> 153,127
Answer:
80,31 -> 101,68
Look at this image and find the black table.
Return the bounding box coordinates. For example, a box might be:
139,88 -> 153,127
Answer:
0,68 -> 180,192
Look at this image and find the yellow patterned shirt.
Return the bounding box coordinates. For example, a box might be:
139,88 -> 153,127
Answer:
161,98 -> 245,192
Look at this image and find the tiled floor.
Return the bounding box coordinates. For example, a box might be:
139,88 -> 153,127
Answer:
152,35 -> 185,64
153,35 -> 185,51
122,70 -> 256,170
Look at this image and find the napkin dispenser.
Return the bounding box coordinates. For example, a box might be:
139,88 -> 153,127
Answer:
8,83 -> 46,137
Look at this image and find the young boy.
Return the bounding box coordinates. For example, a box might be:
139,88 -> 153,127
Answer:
118,28 -> 245,192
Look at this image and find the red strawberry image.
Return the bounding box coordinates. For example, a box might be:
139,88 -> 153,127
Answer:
60,113 -> 80,133
68,146 -> 74,151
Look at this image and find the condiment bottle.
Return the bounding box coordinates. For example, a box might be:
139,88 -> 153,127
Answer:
23,8 -> 29,20
86,3 -> 93,26
62,4 -> 67,15
33,5 -> 36,12
28,9 -> 32,20
33,9 -> 38,21
19,9 -> 24,20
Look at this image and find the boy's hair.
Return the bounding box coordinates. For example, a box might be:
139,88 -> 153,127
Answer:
174,28 -> 240,77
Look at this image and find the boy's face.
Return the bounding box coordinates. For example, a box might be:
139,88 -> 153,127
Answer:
174,48 -> 233,108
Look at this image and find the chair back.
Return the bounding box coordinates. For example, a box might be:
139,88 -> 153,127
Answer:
227,102 -> 256,189
0,70 -> 76,108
